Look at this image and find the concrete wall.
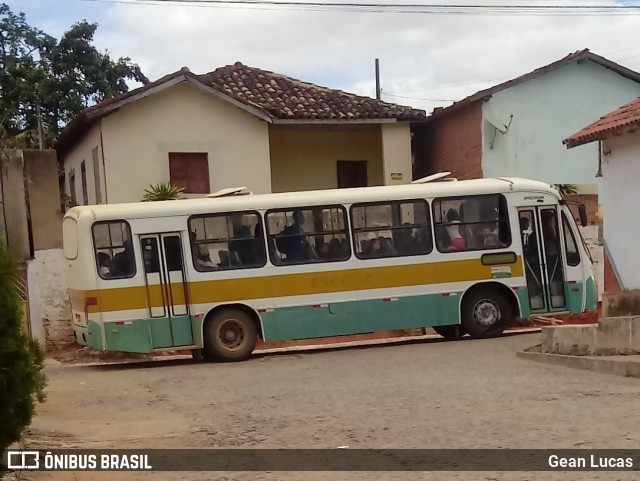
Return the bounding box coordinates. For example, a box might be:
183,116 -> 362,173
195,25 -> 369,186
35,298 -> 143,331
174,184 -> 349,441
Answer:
98,84 -> 272,203
601,130 -> 640,291
381,123 -> 412,185
413,102 -> 483,180
269,125 -> 384,192
1,150 -> 30,261
482,60 -> 640,188
24,150 -> 63,250
31,249 -> 73,348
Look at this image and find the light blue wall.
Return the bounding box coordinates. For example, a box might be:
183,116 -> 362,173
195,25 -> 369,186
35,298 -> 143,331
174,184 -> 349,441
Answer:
481,60 -> 640,192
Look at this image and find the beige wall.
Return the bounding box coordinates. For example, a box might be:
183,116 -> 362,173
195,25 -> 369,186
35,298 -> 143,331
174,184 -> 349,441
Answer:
99,84 -> 271,203
269,126 -> 384,193
381,123 -> 412,186
63,123 -> 104,205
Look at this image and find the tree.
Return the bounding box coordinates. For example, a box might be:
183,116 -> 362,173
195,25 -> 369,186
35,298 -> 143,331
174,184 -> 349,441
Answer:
0,3 -> 148,147
555,184 -> 578,195
142,183 -> 185,201
0,241 -> 46,452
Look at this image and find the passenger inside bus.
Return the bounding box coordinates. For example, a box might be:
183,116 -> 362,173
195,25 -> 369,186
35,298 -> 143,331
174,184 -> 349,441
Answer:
98,252 -> 111,278
276,210 -> 311,262
445,209 -> 466,251
110,239 -> 135,277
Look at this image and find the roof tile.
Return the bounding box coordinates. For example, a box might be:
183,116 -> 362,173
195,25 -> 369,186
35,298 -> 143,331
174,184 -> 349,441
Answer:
197,62 -> 425,121
564,97 -> 640,148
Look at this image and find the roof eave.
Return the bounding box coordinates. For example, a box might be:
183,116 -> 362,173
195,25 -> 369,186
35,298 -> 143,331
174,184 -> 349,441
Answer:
271,118 -> 400,125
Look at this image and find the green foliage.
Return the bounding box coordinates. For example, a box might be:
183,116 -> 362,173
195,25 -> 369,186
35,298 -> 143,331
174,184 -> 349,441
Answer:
0,242 -> 46,451
142,183 -> 185,202
0,3 -> 148,147
555,184 -> 578,195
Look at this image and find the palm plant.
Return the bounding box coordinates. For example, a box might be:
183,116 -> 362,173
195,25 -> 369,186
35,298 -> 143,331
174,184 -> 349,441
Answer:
141,183 -> 184,201
555,184 -> 578,195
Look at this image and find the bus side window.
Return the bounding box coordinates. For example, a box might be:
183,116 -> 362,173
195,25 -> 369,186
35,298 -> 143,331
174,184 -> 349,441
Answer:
351,200 -> 432,259
92,221 -> 136,279
188,212 -> 266,271
433,195 -> 511,253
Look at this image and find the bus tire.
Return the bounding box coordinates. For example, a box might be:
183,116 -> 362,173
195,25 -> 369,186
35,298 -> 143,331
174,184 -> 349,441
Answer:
433,325 -> 465,340
203,309 -> 258,362
461,287 -> 514,339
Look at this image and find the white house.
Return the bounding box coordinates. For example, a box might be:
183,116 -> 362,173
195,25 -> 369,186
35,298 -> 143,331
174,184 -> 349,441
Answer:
565,96 -> 640,294
413,49 -> 640,197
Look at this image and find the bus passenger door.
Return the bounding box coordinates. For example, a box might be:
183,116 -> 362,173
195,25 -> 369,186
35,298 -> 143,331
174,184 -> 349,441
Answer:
518,207 -> 566,313
140,233 -> 193,348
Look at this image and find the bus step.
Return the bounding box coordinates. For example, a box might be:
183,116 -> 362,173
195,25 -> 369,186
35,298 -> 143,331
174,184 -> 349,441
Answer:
152,345 -> 199,353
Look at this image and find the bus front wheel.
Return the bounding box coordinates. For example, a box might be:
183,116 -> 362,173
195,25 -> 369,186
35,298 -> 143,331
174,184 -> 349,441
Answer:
203,309 -> 258,362
461,287 -> 514,339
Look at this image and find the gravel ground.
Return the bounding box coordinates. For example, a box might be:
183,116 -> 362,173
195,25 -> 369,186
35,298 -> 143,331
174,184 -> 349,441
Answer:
17,332 -> 640,481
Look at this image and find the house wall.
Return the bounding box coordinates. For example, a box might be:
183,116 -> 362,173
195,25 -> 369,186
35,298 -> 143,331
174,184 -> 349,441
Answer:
601,130 -> 640,291
269,126 -> 384,192
414,102 -> 483,180
63,124 -> 104,205
91,84 -> 272,203
381,123 -> 413,185
482,60 -> 640,189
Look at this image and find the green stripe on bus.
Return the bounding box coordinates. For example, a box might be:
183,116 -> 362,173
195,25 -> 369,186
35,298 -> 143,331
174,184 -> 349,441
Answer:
585,277 -> 597,312
567,281 -> 584,314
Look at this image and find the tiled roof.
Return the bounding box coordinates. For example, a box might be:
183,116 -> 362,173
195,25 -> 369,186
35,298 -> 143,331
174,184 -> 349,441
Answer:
56,63 -> 425,156
427,49 -> 640,122
564,97 -> 640,148
199,62 -> 425,121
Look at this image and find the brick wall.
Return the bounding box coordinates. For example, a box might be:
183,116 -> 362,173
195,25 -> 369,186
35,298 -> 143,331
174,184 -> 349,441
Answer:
413,101 -> 483,180
565,194 -> 599,226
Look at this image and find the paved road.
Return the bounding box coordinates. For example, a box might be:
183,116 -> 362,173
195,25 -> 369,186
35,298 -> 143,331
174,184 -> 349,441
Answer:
22,333 -> 640,481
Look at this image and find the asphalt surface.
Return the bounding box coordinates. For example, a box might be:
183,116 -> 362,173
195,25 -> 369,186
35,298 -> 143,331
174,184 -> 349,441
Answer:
20,332 -> 640,481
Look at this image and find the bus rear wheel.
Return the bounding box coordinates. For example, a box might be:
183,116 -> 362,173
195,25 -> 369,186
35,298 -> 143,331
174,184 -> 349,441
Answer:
461,287 -> 514,339
433,325 -> 466,340
203,309 -> 258,362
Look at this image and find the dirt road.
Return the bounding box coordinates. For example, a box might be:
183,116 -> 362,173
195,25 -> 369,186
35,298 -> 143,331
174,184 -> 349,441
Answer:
19,333 -> 640,481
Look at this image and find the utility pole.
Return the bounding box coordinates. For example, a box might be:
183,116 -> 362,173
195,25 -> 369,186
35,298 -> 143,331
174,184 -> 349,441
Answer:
375,58 -> 381,100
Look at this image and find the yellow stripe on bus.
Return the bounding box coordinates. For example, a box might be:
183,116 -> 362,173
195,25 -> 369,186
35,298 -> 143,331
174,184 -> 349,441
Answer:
69,257 -> 524,314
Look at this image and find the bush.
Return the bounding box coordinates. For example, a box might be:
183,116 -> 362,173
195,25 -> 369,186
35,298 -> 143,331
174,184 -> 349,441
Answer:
0,242 -> 46,452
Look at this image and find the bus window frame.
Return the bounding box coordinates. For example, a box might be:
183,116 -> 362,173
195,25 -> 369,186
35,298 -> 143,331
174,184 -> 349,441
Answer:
91,219 -> 137,280
432,193 -> 512,254
561,211 -> 581,267
265,204 -> 352,267
349,198 -> 434,260
187,210 -> 268,272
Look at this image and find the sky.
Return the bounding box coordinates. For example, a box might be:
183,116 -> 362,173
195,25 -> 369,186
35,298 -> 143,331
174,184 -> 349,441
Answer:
7,0 -> 640,114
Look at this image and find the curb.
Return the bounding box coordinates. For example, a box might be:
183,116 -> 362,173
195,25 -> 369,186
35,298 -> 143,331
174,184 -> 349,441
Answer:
48,328 -> 541,368
516,350 -> 640,379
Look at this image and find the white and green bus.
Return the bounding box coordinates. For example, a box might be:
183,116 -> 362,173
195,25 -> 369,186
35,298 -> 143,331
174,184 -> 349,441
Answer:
62,176 -> 596,362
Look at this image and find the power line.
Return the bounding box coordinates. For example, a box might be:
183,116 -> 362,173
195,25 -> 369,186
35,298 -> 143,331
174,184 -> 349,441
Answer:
79,0 -> 640,15
383,93 -> 455,101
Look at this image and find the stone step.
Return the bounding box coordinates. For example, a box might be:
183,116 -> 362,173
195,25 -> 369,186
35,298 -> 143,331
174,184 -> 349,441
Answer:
540,315 -> 640,356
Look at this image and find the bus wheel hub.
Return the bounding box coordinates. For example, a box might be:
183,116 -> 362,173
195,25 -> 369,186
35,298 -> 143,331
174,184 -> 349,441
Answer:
473,300 -> 499,326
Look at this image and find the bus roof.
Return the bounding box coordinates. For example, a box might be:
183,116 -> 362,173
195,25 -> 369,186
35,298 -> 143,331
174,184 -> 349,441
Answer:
65,177 -> 560,221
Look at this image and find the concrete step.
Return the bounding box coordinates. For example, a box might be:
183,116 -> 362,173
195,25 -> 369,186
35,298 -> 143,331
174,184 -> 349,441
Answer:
540,315 -> 640,356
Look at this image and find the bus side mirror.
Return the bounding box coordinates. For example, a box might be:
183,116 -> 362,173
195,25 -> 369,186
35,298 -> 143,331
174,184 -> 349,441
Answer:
578,204 -> 588,227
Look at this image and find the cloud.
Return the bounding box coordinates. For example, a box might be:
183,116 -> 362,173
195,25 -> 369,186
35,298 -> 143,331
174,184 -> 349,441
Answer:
94,0 -> 640,113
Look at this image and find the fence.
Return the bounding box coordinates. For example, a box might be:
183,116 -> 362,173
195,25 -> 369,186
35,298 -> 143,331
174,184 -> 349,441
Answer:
15,265 -> 31,336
